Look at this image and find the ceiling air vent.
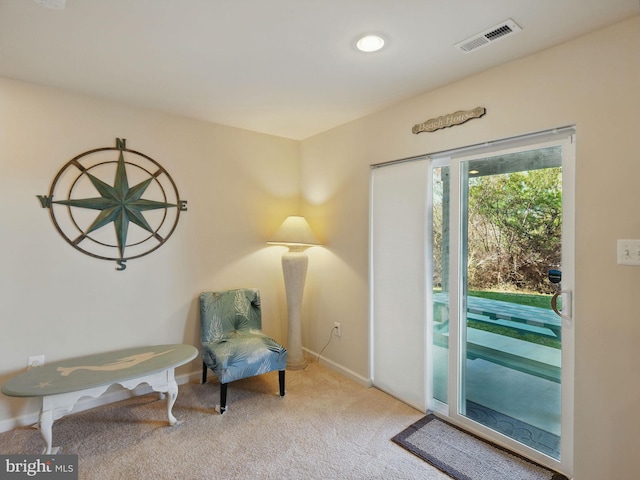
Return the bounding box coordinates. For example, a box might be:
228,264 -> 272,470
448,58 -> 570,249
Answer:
455,19 -> 521,53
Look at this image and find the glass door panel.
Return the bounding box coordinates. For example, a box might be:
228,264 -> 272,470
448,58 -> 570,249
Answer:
459,147 -> 563,459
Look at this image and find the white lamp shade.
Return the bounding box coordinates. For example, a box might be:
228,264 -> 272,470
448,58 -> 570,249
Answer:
267,216 -> 321,247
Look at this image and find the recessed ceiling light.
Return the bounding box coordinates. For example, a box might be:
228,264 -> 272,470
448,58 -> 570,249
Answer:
356,35 -> 385,53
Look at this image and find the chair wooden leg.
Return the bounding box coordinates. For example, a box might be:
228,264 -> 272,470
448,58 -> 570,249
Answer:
201,362 -> 208,384
220,383 -> 228,414
279,370 -> 285,397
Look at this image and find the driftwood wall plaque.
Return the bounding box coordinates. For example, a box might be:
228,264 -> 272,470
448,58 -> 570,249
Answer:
412,107 -> 486,134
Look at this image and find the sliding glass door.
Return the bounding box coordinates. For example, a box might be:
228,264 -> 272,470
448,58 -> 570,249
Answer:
430,132 -> 574,475
370,127 -> 575,476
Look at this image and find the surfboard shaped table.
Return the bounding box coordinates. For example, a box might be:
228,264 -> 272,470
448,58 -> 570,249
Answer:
2,344 -> 198,454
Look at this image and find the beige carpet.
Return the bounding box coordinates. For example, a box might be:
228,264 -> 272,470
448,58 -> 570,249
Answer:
0,361 -> 450,480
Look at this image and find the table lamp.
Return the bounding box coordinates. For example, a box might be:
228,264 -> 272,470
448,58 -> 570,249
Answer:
267,216 -> 321,370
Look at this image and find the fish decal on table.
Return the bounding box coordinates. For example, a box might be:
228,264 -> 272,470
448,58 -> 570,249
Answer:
56,349 -> 174,376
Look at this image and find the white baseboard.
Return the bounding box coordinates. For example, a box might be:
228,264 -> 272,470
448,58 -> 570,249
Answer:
303,347 -> 372,387
0,370 -> 201,434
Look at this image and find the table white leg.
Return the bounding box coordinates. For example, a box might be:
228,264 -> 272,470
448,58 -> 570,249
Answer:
39,409 -> 54,455
122,368 -> 181,426
166,378 -> 178,425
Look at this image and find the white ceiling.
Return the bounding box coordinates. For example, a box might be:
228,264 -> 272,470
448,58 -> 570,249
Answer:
1,0 -> 638,140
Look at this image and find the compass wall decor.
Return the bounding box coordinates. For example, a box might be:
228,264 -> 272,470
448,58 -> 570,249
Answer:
38,138 -> 188,271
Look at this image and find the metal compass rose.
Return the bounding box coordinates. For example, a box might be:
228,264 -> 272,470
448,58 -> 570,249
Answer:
38,138 -> 187,270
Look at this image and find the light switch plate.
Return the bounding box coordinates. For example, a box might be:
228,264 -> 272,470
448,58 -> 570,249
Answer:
617,239 -> 640,265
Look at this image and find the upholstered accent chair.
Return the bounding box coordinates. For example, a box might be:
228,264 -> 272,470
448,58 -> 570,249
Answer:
199,289 -> 287,413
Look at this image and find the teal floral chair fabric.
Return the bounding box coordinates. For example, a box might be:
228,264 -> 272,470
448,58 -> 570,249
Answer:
199,289 -> 287,413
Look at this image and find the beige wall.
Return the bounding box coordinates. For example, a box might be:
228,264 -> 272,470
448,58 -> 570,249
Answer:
0,78 -> 300,427
300,16 -> 640,480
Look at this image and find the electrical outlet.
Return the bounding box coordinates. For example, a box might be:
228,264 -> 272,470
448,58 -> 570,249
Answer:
27,355 -> 45,370
334,322 -> 342,337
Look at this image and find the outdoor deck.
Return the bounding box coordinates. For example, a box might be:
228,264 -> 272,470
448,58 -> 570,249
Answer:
433,327 -> 561,383
431,293 -> 563,455
432,293 -> 562,383
432,344 -> 561,458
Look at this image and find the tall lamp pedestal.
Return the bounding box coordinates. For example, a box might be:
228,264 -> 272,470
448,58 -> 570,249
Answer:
282,248 -> 308,370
